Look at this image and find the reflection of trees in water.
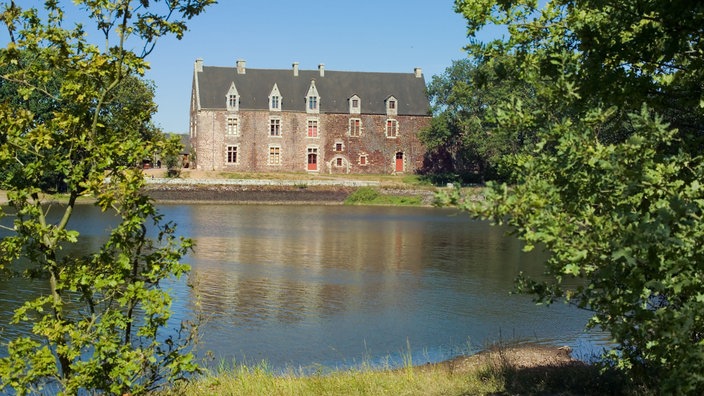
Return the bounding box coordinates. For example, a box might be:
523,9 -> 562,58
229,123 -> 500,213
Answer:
2,205 -> 603,368
184,206 -> 547,330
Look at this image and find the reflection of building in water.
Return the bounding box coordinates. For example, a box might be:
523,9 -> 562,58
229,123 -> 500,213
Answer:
186,207 -> 433,326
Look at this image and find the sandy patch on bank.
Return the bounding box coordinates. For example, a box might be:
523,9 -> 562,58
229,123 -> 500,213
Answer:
423,344 -> 583,375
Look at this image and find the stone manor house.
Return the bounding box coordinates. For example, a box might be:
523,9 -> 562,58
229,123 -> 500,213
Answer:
189,59 -> 430,174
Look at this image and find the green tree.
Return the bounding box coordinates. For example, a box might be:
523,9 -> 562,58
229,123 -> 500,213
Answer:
0,1 -> 214,394
449,0 -> 704,392
420,56 -> 537,183
160,133 -> 185,177
0,59 -> 162,191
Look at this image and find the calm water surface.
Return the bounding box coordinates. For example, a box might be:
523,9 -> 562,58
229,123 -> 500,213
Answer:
0,204 -> 608,371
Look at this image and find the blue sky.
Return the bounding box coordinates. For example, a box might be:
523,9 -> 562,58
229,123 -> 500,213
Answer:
4,1 -> 494,133
146,0 -> 481,133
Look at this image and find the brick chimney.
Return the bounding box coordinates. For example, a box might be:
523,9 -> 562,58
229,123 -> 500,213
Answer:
292,62 -> 299,76
236,59 -> 246,74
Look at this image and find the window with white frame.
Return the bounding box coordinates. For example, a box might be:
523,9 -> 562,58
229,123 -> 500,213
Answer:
226,116 -> 239,135
308,96 -> 318,111
226,145 -> 238,164
271,95 -> 280,109
385,119 -> 399,138
334,142 -> 344,152
307,118 -> 319,138
269,117 -> 281,137
349,118 -> 362,137
349,95 -> 361,114
269,84 -> 282,111
226,82 -> 239,111
306,80 -> 320,114
359,154 -> 368,166
268,145 -> 281,165
386,96 -> 397,116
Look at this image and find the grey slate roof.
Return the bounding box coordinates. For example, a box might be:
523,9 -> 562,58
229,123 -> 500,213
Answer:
195,65 -> 429,116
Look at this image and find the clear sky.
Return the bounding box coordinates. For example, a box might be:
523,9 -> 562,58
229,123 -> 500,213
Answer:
3,1 -> 486,133
145,0 -> 478,133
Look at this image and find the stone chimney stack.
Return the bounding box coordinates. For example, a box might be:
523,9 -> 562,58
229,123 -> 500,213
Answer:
194,58 -> 203,72
414,67 -> 422,78
318,63 -> 325,77
292,62 -> 299,76
236,59 -> 246,74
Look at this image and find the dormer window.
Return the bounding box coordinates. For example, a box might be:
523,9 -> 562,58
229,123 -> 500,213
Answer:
386,96 -> 398,116
226,82 -> 239,111
269,84 -> 282,111
349,94 -> 361,114
306,80 -> 320,114
386,96 -> 397,116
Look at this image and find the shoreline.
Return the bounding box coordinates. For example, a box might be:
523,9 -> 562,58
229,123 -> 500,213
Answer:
0,178 -> 439,207
143,175 -> 438,205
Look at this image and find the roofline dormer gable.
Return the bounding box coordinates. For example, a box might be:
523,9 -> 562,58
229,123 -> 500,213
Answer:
226,81 -> 239,111
385,95 -> 398,116
306,79 -> 320,114
269,83 -> 282,111
348,94 -> 361,114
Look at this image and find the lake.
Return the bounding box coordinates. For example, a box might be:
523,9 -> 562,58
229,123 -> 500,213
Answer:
0,204 -> 609,372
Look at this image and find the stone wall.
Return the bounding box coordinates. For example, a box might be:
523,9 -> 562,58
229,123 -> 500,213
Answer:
192,109 -> 429,174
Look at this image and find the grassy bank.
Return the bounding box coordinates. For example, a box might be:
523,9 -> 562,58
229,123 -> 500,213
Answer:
343,186 -> 425,206
162,344 -> 634,396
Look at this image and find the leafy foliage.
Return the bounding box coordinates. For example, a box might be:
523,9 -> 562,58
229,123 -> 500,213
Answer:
0,1 -> 214,394
420,56 -> 537,183
160,133 -> 185,177
449,0 -> 704,392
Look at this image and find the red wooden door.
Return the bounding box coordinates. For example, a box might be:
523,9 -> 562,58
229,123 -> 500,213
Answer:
307,153 -> 317,171
395,152 -> 404,172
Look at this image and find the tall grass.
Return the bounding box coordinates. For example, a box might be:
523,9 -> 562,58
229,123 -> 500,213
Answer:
161,342 -> 639,396
164,360 -> 501,396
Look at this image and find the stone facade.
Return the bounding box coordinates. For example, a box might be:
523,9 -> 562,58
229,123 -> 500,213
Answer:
190,60 -> 430,174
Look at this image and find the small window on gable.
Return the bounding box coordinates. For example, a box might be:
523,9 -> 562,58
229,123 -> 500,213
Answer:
226,82 -> 239,111
269,84 -> 282,111
349,95 -> 361,114
359,154 -> 368,166
386,95 -> 397,116
306,80 -> 320,114
334,142 -> 344,152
